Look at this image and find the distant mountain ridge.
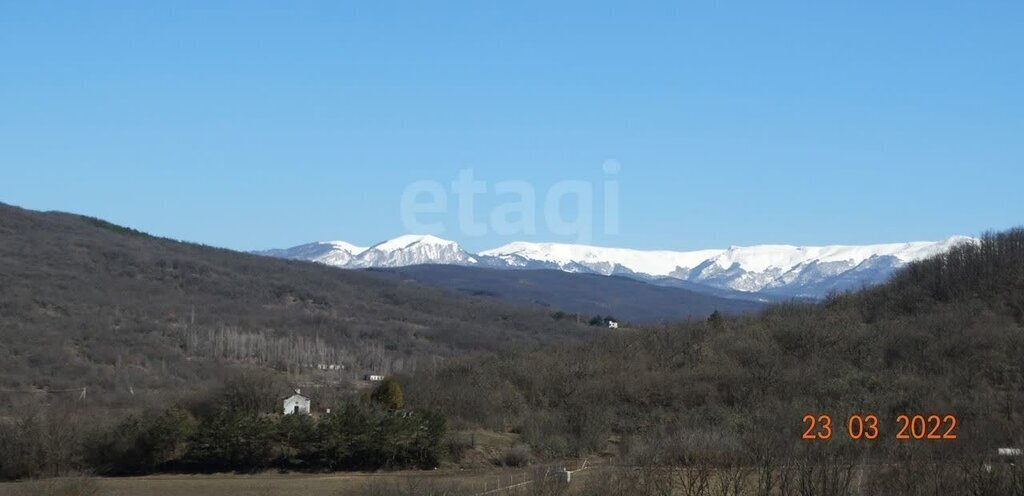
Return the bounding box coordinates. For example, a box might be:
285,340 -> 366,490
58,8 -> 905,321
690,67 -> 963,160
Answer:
256,235 -> 974,299
257,240 -> 369,267
356,235 -> 477,268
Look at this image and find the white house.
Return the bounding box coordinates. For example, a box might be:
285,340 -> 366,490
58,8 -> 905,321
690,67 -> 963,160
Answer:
283,389 -> 310,415
607,321 -> 619,329
364,374 -> 385,382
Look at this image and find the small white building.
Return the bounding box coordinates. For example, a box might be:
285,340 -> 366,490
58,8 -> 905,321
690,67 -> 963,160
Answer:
607,321 -> 619,329
364,374 -> 385,382
283,389 -> 310,415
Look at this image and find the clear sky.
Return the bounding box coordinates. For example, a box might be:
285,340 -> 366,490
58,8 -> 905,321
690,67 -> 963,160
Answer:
1,1 -> 1021,252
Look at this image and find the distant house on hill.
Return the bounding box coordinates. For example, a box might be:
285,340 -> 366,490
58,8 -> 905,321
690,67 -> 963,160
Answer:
283,389 -> 310,415
607,320 -> 619,329
364,374 -> 385,382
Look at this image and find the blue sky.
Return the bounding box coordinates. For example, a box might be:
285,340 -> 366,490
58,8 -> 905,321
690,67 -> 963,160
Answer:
1,1 -> 1021,252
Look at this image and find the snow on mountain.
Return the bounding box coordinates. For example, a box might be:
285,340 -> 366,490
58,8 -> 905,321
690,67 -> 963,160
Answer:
314,241 -> 368,266
672,237 -> 974,294
483,236 -> 974,296
257,235 -> 973,298
253,241 -> 367,267
261,235 -> 477,269
480,242 -> 724,276
349,235 -> 477,268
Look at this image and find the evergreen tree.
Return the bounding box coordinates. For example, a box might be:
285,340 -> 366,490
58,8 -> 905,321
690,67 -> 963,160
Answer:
371,377 -> 405,410
707,309 -> 724,330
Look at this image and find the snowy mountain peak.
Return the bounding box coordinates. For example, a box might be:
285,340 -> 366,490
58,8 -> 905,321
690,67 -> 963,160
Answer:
324,240 -> 368,254
351,234 -> 475,268
369,234 -> 461,252
252,240 -> 366,267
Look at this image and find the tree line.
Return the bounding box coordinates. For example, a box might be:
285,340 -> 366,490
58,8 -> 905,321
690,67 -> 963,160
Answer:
0,374 -> 446,479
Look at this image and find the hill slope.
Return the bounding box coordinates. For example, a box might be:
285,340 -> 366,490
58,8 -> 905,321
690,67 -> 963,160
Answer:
0,203 -> 589,405
405,228 -> 1024,468
371,265 -> 766,323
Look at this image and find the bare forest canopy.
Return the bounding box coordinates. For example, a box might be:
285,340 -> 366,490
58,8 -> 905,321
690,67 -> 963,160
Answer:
402,228 -> 1024,472
0,202 -> 592,411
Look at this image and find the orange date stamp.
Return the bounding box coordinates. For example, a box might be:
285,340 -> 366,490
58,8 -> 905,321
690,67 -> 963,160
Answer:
802,414 -> 958,441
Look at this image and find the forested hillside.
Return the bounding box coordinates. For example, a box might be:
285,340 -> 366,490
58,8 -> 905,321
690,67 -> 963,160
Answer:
373,265 -> 765,323
403,228 -> 1024,493
0,203 -> 589,410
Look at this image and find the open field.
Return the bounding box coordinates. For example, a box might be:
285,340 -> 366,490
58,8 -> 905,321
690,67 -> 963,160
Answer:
3,458 -> 1023,495
0,468 -> 579,496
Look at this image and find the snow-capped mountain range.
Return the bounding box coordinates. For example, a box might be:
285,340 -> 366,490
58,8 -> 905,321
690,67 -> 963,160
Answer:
256,234 -> 973,299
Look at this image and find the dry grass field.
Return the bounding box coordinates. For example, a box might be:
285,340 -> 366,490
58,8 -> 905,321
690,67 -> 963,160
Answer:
0,468 -> 576,496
